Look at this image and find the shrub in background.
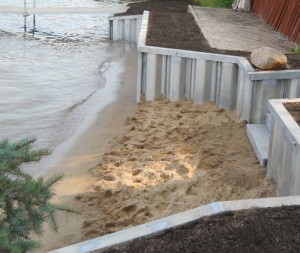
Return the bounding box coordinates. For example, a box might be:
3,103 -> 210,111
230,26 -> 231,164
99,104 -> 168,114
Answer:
193,0 -> 234,8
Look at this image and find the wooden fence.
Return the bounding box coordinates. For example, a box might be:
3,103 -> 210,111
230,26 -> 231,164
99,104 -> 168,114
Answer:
252,0 -> 300,43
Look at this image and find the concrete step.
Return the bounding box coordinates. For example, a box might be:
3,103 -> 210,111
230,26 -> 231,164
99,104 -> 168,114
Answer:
246,124 -> 270,167
266,113 -> 272,132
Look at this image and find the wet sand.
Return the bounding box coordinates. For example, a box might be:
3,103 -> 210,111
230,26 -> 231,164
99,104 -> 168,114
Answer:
38,43 -> 138,252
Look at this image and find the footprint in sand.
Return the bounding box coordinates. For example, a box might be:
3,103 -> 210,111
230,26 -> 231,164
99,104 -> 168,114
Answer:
122,135 -> 131,142
105,150 -> 121,156
103,189 -> 113,198
104,221 -> 116,228
128,157 -> 137,162
132,168 -> 142,176
186,183 -> 198,196
175,164 -> 190,175
121,204 -> 137,214
84,229 -> 102,239
133,178 -> 142,183
165,164 -> 189,176
161,172 -> 171,181
133,143 -> 144,149
103,174 -> 116,181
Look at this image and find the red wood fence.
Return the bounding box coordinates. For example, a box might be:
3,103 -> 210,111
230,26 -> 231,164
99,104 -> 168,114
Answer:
252,0 -> 300,43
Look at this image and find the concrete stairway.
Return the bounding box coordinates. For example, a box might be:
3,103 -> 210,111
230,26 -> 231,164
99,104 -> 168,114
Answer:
246,113 -> 271,167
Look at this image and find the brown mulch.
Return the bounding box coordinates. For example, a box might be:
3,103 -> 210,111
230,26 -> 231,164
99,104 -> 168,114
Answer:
118,0 -> 300,69
147,11 -> 249,57
95,205 -> 300,253
115,0 -> 191,16
284,102 -> 300,126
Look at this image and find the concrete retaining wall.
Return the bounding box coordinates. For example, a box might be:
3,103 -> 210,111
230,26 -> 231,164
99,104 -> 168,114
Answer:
137,12 -> 246,108
267,99 -> 300,196
136,11 -> 300,124
49,196 -> 300,253
108,14 -> 143,42
239,71 -> 300,123
108,13 -> 300,124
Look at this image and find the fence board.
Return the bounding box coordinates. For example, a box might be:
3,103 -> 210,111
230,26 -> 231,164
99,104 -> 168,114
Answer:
252,0 -> 300,43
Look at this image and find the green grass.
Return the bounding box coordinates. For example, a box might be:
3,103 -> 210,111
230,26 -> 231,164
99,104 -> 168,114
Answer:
292,45 -> 300,54
193,0 -> 234,8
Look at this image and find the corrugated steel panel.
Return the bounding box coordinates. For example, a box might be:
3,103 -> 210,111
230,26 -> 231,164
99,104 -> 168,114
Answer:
252,0 -> 300,43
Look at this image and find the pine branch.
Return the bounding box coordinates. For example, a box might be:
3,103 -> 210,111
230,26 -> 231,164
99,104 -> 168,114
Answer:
0,138 -> 80,252
44,174 -> 64,188
12,137 -> 36,150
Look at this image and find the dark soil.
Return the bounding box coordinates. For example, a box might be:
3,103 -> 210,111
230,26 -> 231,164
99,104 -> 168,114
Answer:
287,55 -> 300,70
95,205 -> 300,253
115,0 -> 191,16
284,102 -> 300,126
118,0 -> 300,69
147,11 -> 249,57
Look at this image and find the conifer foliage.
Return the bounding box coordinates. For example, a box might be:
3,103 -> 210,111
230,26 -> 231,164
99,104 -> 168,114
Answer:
0,138 -> 76,253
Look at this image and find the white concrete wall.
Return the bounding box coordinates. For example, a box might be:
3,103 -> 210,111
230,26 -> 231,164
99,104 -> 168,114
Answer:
136,11 -> 300,124
49,196 -> 300,253
238,70 -> 300,123
267,99 -> 300,196
108,14 -> 143,43
137,52 -> 240,107
109,12 -> 300,124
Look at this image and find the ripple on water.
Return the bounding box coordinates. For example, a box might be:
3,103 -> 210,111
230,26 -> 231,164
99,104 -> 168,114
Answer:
0,0 -> 129,155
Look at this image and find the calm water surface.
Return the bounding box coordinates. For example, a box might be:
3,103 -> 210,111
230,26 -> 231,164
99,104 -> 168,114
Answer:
0,0 -> 128,170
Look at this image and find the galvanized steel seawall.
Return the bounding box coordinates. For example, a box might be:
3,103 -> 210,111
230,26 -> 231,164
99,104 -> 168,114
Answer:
252,0 -> 300,43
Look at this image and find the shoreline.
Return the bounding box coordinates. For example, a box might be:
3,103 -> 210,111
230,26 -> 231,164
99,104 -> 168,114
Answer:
38,43 -> 138,252
25,0 -> 299,251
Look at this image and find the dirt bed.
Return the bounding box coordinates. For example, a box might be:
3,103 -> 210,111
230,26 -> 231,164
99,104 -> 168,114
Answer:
115,0 -> 190,16
119,0 -> 300,69
284,102 -> 300,126
97,205 -> 300,253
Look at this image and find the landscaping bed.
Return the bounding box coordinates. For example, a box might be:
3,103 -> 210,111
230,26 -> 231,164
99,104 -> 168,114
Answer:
96,205 -> 300,252
119,0 -> 300,69
284,102 -> 300,126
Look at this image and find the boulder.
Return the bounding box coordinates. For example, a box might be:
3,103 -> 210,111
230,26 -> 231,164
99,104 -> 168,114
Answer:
250,47 -> 288,70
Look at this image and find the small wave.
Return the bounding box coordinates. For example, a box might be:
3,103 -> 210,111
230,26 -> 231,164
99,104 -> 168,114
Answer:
65,90 -> 97,113
98,59 -> 111,73
62,57 -> 112,114
0,29 -> 17,37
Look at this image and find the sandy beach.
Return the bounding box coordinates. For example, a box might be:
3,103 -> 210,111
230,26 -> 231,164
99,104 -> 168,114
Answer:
25,0 -> 298,251
36,14 -> 279,253
33,5 -> 283,248
38,43 -> 138,252
75,99 -> 276,241
40,64 -> 277,251
39,59 -> 277,250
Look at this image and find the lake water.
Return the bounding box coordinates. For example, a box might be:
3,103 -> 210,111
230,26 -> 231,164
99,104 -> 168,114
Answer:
0,0 -> 129,173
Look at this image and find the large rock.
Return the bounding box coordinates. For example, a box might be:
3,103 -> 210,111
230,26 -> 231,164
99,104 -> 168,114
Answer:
250,47 -> 288,70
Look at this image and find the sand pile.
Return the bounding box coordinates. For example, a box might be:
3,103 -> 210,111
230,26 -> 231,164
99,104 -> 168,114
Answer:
76,99 -> 276,240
